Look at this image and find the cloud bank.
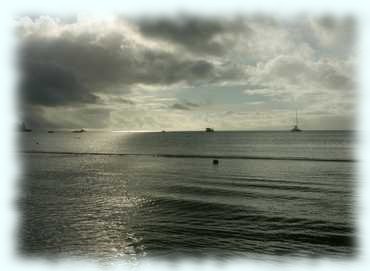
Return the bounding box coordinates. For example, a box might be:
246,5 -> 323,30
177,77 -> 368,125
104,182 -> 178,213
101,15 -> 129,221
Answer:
16,14 -> 356,130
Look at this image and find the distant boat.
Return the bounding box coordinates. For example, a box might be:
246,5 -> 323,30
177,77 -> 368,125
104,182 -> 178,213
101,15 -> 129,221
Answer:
72,129 -> 86,133
47,130 -> 55,133
291,125 -> 302,132
291,109 -> 302,132
19,122 -> 32,132
205,128 -> 215,132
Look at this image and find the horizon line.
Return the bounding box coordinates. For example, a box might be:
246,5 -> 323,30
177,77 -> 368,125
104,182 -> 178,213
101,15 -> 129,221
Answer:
19,128 -> 357,133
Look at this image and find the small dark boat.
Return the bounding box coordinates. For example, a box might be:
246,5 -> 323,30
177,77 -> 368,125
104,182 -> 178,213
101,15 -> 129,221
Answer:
19,122 -> 32,132
47,130 -> 55,133
72,129 -> 86,133
205,128 -> 214,132
291,125 -> 302,132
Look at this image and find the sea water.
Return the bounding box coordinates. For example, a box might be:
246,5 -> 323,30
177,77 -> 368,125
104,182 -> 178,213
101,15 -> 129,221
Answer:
18,131 -> 357,261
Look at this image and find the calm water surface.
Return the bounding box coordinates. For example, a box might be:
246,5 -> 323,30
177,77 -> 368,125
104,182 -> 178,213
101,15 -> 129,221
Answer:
19,131 -> 357,261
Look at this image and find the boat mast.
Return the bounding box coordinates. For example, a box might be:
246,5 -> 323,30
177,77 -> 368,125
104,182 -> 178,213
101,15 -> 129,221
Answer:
295,108 -> 298,127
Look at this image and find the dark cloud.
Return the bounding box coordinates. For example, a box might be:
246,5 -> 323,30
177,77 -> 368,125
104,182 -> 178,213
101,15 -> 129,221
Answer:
138,50 -> 217,85
114,97 -> 136,105
19,60 -> 99,107
170,101 -> 200,110
18,33 -> 224,107
171,103 -> 191,110
188,60 -> 214,77
99,95 -> 136,106
137,16 -> 247,56
19,37 -> 136,90
18,22 -> 231,127
183,101 -> 200,108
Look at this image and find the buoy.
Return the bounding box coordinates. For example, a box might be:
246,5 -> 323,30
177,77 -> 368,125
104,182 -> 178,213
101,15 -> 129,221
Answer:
213,159 -> 219,165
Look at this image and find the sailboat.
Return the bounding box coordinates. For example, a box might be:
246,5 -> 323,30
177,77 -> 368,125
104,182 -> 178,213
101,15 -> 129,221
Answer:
19,122 -> 32,132
291,109 -> 302,132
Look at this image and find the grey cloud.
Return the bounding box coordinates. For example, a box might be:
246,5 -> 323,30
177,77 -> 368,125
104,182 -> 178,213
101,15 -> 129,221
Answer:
315,16 -> 355,36
19,60 -> 99,106
261,55 -> 354,91
183,101 -> 200,108
265,56 -> 312,84
171,103 -> 191,110
19,32 -> 223,103
317,65 -> 354,90
189,60 -> 214,77
139,50 -> 217,84
137,16 -> 248,56
115,97 -> 136,105
309,16 -> 356,57
19,36 -> 136,89
170,101 -> 200,110
18,25 -> 227,127
18,15 -> 251,112
100,95 -> 136,105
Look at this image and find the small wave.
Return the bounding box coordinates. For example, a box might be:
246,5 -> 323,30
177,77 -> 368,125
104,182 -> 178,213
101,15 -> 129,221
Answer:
20,150 -> 356,163
133,195 -> 355,253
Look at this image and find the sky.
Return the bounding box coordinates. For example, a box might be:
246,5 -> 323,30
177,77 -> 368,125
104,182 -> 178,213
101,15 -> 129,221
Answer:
16,13 -> 356,131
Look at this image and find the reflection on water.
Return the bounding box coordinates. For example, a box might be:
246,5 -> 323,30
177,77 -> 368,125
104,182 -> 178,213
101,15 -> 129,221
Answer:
19,131 -> 356,261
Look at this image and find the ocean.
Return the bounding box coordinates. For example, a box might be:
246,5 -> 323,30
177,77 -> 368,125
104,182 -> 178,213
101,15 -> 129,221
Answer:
18,130 -> 357,261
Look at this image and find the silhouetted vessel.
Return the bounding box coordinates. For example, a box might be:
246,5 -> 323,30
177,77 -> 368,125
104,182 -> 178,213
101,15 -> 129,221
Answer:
291,109 -> 302,132
48,130 -> 55,133
19,122 -> 32,132
205,128 -> 214,132
72,129 -> 86,133
291,125 -> 302,132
